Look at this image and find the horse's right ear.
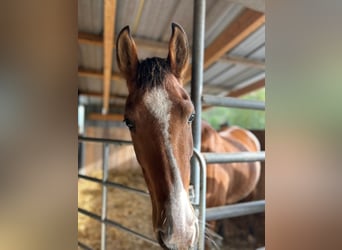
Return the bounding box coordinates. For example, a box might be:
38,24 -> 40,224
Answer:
167,23 -> 189,80
116,26 -> 139,92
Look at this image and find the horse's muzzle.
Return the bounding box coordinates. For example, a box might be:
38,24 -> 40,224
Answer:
156,217 -> 199,250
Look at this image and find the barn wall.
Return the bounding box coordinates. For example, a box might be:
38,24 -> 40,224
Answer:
81,125 -> 140,172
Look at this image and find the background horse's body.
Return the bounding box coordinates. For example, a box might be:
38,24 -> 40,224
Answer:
201,121 -> 261,209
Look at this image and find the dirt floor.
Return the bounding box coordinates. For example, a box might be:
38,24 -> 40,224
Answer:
78,166 -> 264,250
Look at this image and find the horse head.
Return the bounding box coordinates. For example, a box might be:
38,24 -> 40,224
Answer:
116,23 -> 198,249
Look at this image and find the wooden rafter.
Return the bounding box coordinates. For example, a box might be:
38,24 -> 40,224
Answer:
78,32 -> 168,54
88,113 -> 124,121
78,68 -> 122,81
79,33 -> 264,76
220,55 -> 265,69
184,9 -> 265,84
78,90 -> 127,100
227,78 -> 265,97
78,32 -> 102,45
102,0 -> 117,115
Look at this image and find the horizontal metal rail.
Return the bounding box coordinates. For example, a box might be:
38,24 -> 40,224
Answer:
78,208 -> 159,246
78,174 -> 149,197
78,136 -> 132,145
78,133 -> 266,248
206,200 -> 265,220
203,151 -> 265,164
78,241 -> 93,250
202,95 -> 265,110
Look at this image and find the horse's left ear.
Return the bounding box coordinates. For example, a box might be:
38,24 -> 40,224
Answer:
116,26 -> 139,93
167,23 -> 189,80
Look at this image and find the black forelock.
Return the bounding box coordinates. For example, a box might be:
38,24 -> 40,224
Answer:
136,57 -> 171,89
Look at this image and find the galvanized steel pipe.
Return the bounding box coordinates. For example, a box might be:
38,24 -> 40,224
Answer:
78,104 -> 85,171
192,149 -> 207,250
78,174 -> 150,197
206,200 -> 265,220
78,208 -> 159,246
203,151 -> 265,164
202,95 -> 265,110
190,0 -> 206,208
78,241 -> 92,250
78,136 -> 132,145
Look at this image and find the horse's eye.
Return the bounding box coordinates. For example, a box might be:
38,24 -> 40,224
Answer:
123,118 -> 135,130
188,113 -> 196,123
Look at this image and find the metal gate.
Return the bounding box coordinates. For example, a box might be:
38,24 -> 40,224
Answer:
192,96 -> 266,249
78,137 -> 161,250
189,1 -> 265,248
77,110 -> 265,250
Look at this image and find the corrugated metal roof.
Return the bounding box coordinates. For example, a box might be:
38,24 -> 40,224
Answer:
79,44 -> 103,70
79,77 -> 102,93
78,0 -> 103,34
115,0 -> 141,36
229,25 -> 265,58
78,0 -> 265,110
205,2 -> 244,47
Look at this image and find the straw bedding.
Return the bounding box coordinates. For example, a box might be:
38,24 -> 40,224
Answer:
78,166 -> 160,250
78,165 -> 264,250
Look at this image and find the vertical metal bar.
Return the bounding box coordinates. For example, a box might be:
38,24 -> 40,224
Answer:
101,143 -> 110,250
78,104 -> 85,135
78,142 -> 84,171
193,149 -> 207,250
190,0 -> 206,206
78,104 -> 85,172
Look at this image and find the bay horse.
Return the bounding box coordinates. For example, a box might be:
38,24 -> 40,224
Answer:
116,23 -> 261,249
201,121 -> 261,232
201,121 -> 261,207
117,23 -> 198,249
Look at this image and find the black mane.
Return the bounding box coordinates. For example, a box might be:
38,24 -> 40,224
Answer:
136,57 -> 171,89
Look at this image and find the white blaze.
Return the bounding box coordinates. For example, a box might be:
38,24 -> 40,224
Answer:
143,87 -> 183,190
143,86 -> 197,246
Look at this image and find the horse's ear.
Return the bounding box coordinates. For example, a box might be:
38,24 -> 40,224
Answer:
116,26 -> 139,92
167,23 -> 189,80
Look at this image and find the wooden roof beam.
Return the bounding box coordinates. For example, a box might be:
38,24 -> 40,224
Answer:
78,32 -> 102,46
78,68 -> 122,81
79,33 -> 264,70
220,55 -> 265,69
78,90 -> 126,100
88,113 -> 124,122
203,9 -> 265,69
78,32 -> 168,54
227,78 -> 265,97
184,8 -> 265,84
102,0 -> 116,115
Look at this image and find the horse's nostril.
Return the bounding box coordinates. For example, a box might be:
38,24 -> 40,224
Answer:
157,230 -> 168,249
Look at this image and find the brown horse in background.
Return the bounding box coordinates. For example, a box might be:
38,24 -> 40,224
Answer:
201,121 -> 261,231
